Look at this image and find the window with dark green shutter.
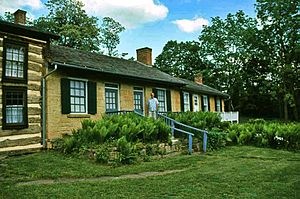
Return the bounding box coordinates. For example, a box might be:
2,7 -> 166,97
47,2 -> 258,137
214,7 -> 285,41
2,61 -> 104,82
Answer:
61,78 -> 97,114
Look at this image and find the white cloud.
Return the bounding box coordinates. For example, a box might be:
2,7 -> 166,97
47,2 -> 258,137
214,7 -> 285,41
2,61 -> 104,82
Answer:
81,0 -> 168,29
0,0 -> 43,14
172,17 -> 209,33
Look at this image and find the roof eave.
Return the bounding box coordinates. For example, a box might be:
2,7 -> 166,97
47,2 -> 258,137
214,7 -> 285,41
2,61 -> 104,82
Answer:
0,20 -> 60,41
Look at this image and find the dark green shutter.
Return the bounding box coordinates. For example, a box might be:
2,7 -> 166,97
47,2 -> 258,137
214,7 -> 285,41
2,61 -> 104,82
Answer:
215,96 -> 217,112
61,78 -> 70,114
201,95 -> 204,111
166,90 -> 172,112
88,81 -> 97,114
180,92 -> 184,112
189,93 -> 193,112
208,96 -> 211,111
220,98 -> 223,112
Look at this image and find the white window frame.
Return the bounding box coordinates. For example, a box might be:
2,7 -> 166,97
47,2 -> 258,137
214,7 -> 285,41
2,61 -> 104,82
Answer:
183,92 -> 190,112
68,77 -> 88,114
156,88 -> 167,112
105,83 -> 120,112
203,95 -> 209,112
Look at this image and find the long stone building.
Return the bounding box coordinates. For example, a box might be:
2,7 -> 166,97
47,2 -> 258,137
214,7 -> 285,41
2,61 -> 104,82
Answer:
0,10 -> 228,153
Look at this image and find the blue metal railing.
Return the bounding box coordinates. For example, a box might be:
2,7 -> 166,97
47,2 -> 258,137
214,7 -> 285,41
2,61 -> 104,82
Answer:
157,113 -> 208,154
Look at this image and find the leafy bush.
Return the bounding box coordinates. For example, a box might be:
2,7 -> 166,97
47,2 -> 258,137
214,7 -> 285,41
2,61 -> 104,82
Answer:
95,143 -> 110,164
227,122 -> 300,151
168,111 -> 223,131
51,113 -> 172,164
207,130 -> 227,151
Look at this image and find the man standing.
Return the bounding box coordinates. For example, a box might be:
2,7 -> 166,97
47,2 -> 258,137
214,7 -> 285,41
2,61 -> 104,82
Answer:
148,92 -> 159,119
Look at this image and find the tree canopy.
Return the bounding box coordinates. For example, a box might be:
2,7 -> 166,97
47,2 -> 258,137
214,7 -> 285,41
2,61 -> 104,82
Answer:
154,40 -> 206,81
32,0 -> 125,55
34,0 -> 101,52
99,17 -> 125,56
155,0 -> 299,120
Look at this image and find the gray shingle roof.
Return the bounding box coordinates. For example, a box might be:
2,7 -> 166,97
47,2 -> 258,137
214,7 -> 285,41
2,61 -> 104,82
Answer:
46,45 -> 228,97
47,45 -> 185,86
180,78 -> 229,97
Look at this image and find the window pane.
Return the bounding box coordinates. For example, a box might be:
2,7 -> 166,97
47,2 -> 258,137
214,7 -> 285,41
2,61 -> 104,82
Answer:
5,91 -> 25,124
70,80 -> 86,113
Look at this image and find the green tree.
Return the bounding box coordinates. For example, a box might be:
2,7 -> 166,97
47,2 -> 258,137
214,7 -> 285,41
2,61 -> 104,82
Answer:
34,0 -> 101,52
255,0 -> 300,120
154,40 -> 206,80
199,11 -> 266,112
99,17 -> 125,56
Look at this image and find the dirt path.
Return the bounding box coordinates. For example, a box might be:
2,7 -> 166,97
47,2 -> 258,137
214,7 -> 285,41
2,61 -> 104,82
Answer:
16,169 -> 185,186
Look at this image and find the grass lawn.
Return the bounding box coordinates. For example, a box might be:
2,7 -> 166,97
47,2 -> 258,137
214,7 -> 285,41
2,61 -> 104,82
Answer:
0,146 -> 299,198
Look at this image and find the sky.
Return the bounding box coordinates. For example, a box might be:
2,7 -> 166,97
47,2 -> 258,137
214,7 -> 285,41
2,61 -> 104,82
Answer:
0,0 -> 256,61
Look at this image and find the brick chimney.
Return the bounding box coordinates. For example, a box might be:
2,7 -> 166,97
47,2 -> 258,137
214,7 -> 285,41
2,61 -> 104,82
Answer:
194,73 -> 203,84
136,47 -> 152,66
14,9 -> 26,25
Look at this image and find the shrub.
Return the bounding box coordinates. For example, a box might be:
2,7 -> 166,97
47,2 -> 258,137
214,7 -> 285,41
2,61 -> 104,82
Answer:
207,130 -> 227,151
227,122 -> 300,151
51,113 -> 172,165
116,136 -> 137,164
94,143 -> 110,164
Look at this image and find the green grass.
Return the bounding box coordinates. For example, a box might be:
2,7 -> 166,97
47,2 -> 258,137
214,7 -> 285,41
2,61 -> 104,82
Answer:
1,146 -> 299,198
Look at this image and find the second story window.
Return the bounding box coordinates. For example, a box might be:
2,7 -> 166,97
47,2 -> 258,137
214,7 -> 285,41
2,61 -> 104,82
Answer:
3,40 -> 28,82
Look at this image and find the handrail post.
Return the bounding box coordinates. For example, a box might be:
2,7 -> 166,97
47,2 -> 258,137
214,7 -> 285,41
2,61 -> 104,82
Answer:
171,120 -> 175,139
188,134 -> 192,154
203,131 -> 207,153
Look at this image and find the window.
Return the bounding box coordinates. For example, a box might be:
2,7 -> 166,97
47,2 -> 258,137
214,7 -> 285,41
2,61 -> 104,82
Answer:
70,80 -> 87,113
61,78 -> 96,115
2,87 -> 28,129
216,98 -> 221,112
183,92 -> 190,112
3,40 -> 28,82
203,95 -> 209,112
157,89 -> 166,112
133,87 -> 144,114
105,84 -> 119,112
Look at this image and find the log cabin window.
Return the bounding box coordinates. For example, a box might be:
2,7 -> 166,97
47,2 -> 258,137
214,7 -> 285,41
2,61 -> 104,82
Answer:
183,92 -> 190,112
3,40 -> 28,83
70,80 -> 87,113
157,89 -> 166,112
2,87 -> 28,129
